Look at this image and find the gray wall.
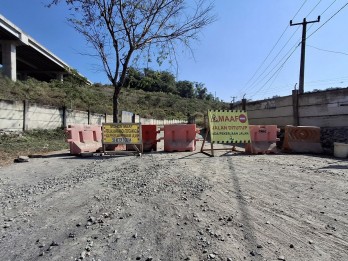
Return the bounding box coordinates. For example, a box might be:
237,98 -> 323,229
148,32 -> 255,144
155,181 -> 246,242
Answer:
0,99 -> 23,131
27,103 -> 62,130
234,88 -> 348,128
0,99 -> 185,132
243,95 -> 294,127
0,100 -> 107,131
3,88 -> 345,132
121,111 -> 133,123
299,89 -> 348,127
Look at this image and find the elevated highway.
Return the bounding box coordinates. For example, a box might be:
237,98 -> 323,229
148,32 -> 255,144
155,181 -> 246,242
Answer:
0,14 -> 86,82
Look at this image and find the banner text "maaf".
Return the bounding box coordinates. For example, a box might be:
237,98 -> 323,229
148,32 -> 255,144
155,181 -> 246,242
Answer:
211,115 -> 241,122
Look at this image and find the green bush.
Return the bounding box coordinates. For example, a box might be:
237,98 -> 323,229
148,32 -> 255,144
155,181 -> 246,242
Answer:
0,73 -> 228,120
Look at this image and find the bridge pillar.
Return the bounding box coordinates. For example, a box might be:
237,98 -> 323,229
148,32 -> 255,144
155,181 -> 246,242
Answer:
56,72 -> 64,82
1,41 -> 17,81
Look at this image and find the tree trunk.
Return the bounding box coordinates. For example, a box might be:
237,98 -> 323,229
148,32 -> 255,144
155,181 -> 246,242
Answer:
113,90 -> 119,123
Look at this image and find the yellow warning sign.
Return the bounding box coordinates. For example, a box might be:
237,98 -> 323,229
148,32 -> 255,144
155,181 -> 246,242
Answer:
102,123 -> 142,144
208,110 -> 251,143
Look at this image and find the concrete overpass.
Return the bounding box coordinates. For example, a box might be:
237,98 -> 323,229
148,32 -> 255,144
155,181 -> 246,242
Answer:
0,14 -> 87,82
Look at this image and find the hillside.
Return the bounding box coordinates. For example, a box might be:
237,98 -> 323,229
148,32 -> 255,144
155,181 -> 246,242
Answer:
0,74 -> 228,121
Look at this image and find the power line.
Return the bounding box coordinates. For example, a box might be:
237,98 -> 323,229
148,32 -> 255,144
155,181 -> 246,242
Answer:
245,28 -> 300,93
306,0 -> 322,16
240,1 -> 308,94
306,0 -> 337,35
290,16 -> 321,94
242,26 -> 289,89
292,0 -> 308,20
307,1 -> 348,39
250,63 -> 284,99
249,45 -> 300,98
249,65 -> 288,99
252,76 -> 348,98
241,1 -> 344,100
248,1 -> 340,99
250,40 -> 300,91
287,0 -> 324,95
307,44 -> 348,56
243,0 -> 324,98
320,0 -> 337,16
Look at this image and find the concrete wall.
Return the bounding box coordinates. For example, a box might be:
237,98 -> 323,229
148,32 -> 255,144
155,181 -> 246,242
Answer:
65,109 -> 89,126
105,115 -> 113,123
299,89 -> 348,127
134,114 -> 140,123
0,99 -> 23,131
27,103 -> 62,130
3,88 -> 345,132
90,113 -> 104,125
0,99 -> 186,132
121,111 -> 133,123
139,118 -> 185,125
233,88 -> 348,128
244,96 -> 294,127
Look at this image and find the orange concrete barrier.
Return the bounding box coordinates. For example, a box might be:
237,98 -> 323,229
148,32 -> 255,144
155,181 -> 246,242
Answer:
161,124 -> 199,152
249,125 -> 279,142
245,125 -> 280,154
126,124 -> 159,152
66,124 -> 102,155
282,125 -> 323,153
142,125 -> 160,152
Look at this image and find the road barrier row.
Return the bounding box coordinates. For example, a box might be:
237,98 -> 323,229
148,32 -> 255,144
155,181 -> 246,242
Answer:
66,124 -> 327,156
66,124 -> 103,155
245,125 -> 280,154
66,123 -> 199,154
282,125 -> 323,153
160,124 -> 200,152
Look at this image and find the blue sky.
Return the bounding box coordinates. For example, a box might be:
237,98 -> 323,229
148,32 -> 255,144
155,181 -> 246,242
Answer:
1,0 -> 348,102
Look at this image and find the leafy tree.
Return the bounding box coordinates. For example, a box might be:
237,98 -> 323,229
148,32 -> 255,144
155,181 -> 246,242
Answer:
206,93 -> 214,101
49,0 -> 215,122
126,68 -> 176,94
158,71 -> 176,94
194,82 -> 208,99
125,67 -> 144,89
176,80 -> 195,98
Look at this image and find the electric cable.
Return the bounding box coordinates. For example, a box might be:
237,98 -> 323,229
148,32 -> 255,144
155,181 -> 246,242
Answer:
306,0 -> 337,35
240,1 -> 308,96
245,27 -> 300,93
306,0 -> 322,16
307,1 -> 348,39
242,0 -> 324,98
307,44 -> 348,56
249,45 -> 300,99
248,0 -> 342,100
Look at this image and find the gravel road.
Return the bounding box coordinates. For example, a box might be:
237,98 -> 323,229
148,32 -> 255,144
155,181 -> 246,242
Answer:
0,141 -> 347,261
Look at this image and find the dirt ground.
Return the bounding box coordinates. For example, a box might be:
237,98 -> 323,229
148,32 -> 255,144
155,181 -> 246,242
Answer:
0,140 -> 347,261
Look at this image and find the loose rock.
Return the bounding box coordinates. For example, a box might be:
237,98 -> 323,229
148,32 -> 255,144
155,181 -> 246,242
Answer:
50,241 -> 59,246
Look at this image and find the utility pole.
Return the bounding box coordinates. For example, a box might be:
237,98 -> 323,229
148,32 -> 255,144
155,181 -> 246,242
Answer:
290,16 -> 320,94
230,96 -> 236,110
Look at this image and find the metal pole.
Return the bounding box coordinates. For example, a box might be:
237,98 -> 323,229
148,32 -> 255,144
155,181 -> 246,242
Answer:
299,18 -> 307,94
290,16 -> 320,94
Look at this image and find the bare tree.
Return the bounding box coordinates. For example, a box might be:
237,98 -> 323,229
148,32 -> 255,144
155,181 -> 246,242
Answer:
49,0 -> 215,122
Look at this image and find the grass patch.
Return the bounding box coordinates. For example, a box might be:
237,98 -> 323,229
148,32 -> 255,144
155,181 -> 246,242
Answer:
0,128 -> 68,166
0,74 -> 228,119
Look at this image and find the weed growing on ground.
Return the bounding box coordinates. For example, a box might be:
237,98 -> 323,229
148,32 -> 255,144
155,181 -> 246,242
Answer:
0,128 -> 68,166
